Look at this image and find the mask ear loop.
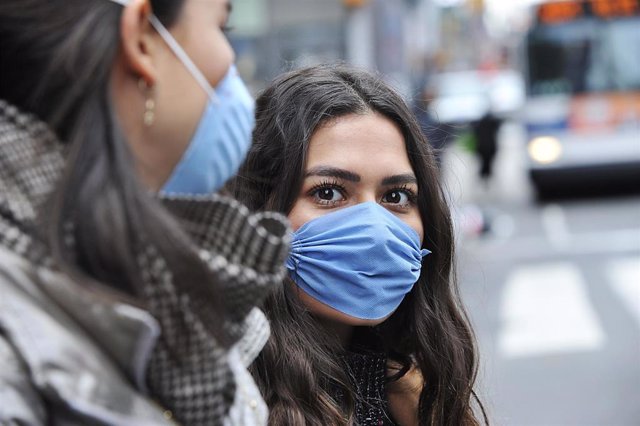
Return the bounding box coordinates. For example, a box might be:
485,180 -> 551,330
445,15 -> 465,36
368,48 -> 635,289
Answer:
106,0 -> 219,104
148,15 -> 219,104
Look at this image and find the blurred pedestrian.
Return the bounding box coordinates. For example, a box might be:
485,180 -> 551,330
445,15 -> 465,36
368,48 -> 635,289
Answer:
231,65 -> 488,426
472,110 -> 502,184
0,0 -> 289,425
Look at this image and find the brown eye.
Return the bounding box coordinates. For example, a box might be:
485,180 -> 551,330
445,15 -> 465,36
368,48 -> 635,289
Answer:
318,188 -> 335,200
314,187 -> 344,202
383,190 -> 408,204
308,180 -> 347,206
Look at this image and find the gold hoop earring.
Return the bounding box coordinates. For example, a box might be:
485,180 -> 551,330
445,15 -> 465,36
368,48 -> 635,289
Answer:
138,78 -> 155,127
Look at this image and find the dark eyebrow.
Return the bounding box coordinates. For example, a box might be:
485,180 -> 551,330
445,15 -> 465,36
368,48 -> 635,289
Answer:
225,0 -> 232,14
381,173 -> 418,186
304,166 -> 361,183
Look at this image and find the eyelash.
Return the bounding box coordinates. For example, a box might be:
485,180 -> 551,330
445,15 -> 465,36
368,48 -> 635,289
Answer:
221,25 -> 234,34
307,180 -> 347,206
307,181 -> 417,209
384,185 -> 417,210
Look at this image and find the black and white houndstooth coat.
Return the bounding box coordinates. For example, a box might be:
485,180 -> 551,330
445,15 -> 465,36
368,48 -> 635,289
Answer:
0,99 -> 290,426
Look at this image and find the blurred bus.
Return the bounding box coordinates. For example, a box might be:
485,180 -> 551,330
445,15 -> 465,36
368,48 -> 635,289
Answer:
523,0 -> 640,196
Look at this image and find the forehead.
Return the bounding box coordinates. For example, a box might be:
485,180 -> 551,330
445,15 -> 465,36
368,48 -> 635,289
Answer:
306,113 -> 412,173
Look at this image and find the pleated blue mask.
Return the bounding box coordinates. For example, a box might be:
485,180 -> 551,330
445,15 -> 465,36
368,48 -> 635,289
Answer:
286,202 -> 431,320
104,1 -> 255,195
161,64 -> 254,195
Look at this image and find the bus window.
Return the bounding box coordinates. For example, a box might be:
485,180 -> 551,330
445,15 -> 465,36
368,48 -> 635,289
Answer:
527,20 -> 596,95
526,14 -> 640,96
586,19 -> 640,91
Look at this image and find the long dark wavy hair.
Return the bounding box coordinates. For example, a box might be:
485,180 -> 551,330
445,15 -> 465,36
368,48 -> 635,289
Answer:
0,0 -> 229,344
231,64 -> 487,425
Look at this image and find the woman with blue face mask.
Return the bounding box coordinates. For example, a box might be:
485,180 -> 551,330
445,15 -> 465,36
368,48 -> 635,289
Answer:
231,65 -> 489,426
0,0 -> 289,425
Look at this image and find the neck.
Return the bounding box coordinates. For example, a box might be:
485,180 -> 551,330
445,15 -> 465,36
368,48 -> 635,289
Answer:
317,317 -> 354,348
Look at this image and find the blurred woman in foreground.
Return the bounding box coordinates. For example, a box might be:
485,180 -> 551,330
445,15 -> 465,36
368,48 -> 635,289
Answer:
0,0 -> 289,424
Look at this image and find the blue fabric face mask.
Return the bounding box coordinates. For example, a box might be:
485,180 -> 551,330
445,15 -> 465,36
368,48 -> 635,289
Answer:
107,0 -> 255,195
161,64 -> 255,195
286,202 -> 431,320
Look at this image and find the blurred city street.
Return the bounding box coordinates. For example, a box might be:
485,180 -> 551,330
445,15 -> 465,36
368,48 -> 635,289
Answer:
228,1 -> 640,423
2,0 -> 639,424
446,122 -> 640,425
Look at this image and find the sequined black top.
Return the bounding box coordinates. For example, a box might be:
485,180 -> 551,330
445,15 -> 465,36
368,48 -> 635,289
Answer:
340,351 -> 398,426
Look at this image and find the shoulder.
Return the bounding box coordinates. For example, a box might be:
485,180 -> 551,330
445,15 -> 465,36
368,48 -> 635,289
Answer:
0,245 -> 54,321
0,248 -> 61,423
0,332 -> 48,425
0,245 -> 170,424
0,245 -> 106,379
386,361 -> 423,426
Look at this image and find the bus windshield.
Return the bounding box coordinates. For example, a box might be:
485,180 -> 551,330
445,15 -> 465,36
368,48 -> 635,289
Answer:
526,17 -> 640,96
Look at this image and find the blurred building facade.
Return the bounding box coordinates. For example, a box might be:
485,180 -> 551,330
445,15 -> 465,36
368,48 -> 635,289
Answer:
228,0 -> 450,96
228,0 -> 517,99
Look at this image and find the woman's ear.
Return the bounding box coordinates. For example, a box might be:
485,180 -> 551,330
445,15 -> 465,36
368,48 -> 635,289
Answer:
119,0 -> 159,85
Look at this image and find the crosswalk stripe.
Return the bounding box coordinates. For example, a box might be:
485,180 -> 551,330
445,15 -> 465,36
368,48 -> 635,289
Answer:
608,256 -> 640,329
499,262 -> 605,358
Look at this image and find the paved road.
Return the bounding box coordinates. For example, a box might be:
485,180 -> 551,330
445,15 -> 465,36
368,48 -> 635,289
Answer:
443,124 -> 640,426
